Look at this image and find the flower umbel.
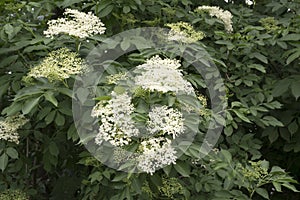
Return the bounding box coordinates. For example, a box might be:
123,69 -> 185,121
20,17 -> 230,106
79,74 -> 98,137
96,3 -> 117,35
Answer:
165,22 -> 205,43
0,115 -> 28,144
196,6 -> 233,32
91,92 -> 139,147
137,137 -> 177,175
44,8 -> 106,38
23,48 -> 86,83
147,105 -> 185,139
134,55 -> 194,94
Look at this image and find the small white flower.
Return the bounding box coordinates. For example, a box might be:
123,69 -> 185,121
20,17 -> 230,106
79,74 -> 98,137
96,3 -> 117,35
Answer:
147,105 -> 184,139
196,6 -> 233,32
137,137 -> 177,175
134,55 -> 194,94
44,8 -> 106,38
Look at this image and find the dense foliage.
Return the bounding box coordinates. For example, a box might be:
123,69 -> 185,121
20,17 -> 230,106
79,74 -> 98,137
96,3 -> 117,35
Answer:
0,0 -> 300,199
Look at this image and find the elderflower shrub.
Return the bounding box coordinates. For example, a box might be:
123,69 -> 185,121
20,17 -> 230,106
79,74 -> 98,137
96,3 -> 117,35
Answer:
23,48 -> 87,83
91,55 -> 206,174
134,55 -> 194,94
165,22 -> 205,43
44,8 -> 106,38
195,6 -> 233,32
0,115 -> 28,144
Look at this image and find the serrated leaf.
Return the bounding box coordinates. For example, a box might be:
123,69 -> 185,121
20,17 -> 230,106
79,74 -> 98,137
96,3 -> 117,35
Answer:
282,183 -> 299,192
255,188 -> 269,199
286,50 -> 300,65
272,78 -> 292,97
174,161 -> 190,177
22,97 -> 41,114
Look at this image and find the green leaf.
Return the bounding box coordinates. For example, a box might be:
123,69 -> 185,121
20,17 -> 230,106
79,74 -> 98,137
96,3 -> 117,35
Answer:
291,81 -> 300,100
0,153 -> 8,172
45,110 -> 56,124
282,183 -> 299,192
98,4 -> 114,18
273,182 -> 282,192
250,52 -> 268,64
232,110 -> 251,123
270,166 -> 285,173
280,34 -> 300,41
248,64 -> 266,73
55,112 -> 65,126
67,124 -> 79,141
221,150 -> 232,162
272,78 -> 292,97
120,38 -> 131,51
49,141 -> 59,157
255,188 -> 269,199
44,92 -> 58,107
174,161 -> 190,177
22,97 -> 41,114
288,120 -> 298,135
262,116 -> 284,127
23,45 -> 50,53
76,88 -> 89,103
286,50 -> 300,65
6,147 -> 18,159
112,172 -> 127,182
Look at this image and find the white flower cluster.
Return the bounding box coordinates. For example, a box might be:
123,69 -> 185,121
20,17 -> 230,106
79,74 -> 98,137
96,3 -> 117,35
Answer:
23,48 -> 86,83
147,105 -> 184,139
134,55 -> 194,94
0,115 -> 28,144
44,8 -> 106,38
137,137 -> 177,175
165,22 -> 205,43
91,92 -> 139,147
196,6 -> 233,32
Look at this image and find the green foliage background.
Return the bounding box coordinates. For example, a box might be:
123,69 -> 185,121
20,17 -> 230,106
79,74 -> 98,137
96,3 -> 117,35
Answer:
0,0 -> 300,199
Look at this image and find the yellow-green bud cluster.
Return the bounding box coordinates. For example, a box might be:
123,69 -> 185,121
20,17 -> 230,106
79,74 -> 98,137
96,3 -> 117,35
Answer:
23,48 -> 87,83
165,22 -> 205,43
